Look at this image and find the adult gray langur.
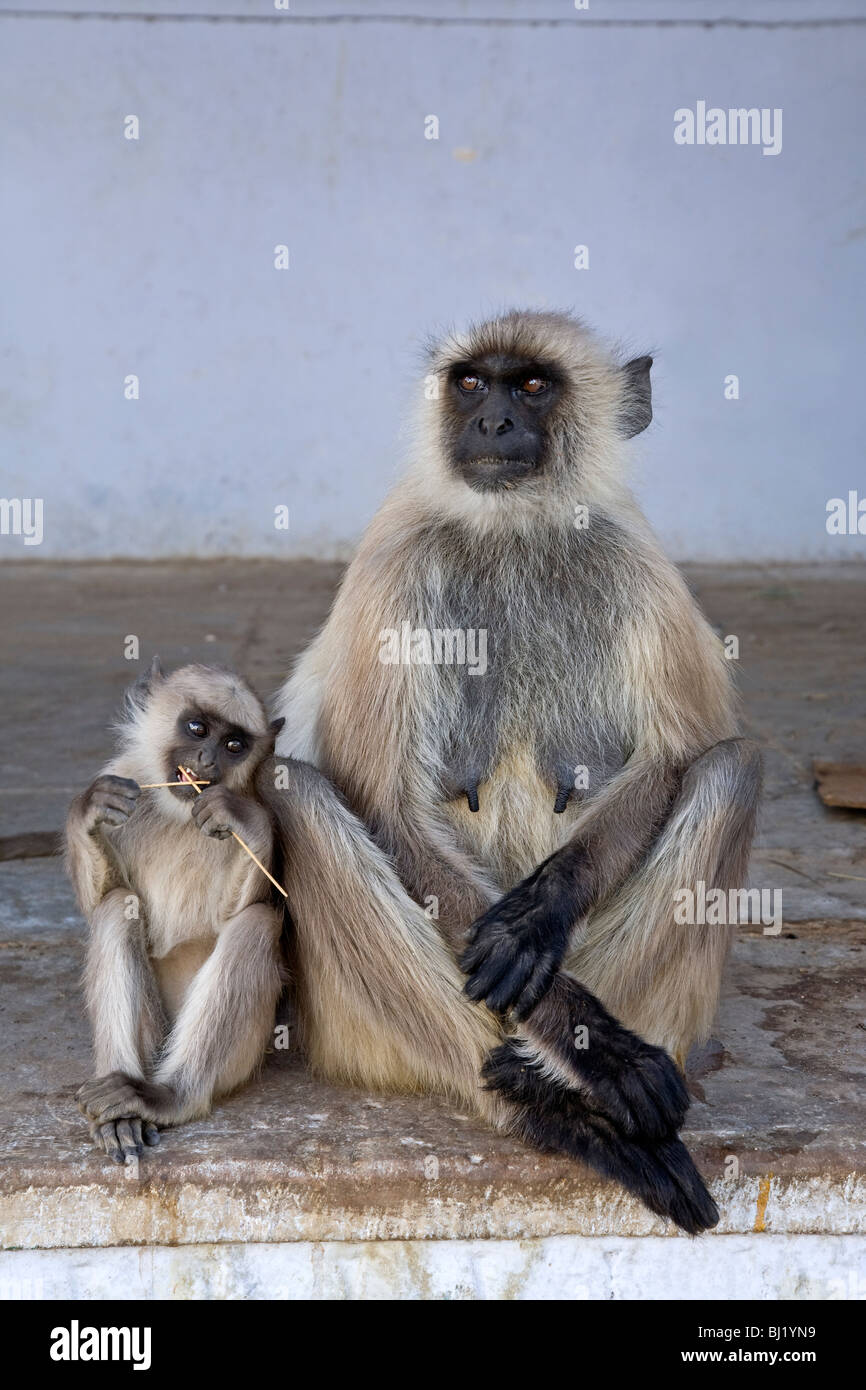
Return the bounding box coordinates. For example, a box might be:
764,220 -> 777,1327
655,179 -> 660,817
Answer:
271,309 -> 760,1234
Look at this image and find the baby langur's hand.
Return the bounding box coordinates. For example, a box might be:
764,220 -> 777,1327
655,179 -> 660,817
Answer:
84,774 -> 141,831
191,785 -> 263,842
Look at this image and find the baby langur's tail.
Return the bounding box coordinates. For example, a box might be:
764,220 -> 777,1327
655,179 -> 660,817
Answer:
486,974 -> 719,1235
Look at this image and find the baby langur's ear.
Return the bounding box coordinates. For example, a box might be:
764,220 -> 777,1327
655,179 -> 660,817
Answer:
265,716 -> 286,749
618,355 -> 653,438
122,654 -> 165,719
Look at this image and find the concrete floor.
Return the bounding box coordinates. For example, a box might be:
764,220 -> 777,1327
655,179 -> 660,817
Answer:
0,560 -> 864,1298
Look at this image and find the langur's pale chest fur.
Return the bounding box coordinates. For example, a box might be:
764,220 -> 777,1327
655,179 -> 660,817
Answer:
114,806 -> 247,958
443,743 -> 579,888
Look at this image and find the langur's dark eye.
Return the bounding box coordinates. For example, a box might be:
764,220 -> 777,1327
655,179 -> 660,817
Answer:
225,737 -> 245,755
186,720 -> 207,738
458,374 -> 483,392
521,378 -> 549,395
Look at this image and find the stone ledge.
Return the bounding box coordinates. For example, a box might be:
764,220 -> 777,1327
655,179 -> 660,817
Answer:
2,916 -> 864,1250
4,1164 -> 866,1251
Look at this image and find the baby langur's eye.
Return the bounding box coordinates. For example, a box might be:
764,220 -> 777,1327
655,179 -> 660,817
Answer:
186,720 -> 207,738
225,738 -> 245,755
521,377 -> 548,395
458,374 -> 482,392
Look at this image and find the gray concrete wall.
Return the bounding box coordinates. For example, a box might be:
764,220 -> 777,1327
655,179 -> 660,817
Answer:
2,1 -> 865,561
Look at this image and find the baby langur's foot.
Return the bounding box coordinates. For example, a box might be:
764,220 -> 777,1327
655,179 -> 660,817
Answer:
89,1115 -> 160,1165
77,1071 -> 177,1153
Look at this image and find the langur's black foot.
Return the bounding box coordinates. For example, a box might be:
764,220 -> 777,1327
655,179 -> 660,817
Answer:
460,848 -> 592,1018
520,974 -> 690,1140
483,1044 -> 719,1235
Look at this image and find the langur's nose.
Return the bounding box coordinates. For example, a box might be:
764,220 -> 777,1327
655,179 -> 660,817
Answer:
478,416 -> 514,437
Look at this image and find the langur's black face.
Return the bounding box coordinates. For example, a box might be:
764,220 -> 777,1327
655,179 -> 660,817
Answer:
166,708 -> 264,798
442,354 -> 563,492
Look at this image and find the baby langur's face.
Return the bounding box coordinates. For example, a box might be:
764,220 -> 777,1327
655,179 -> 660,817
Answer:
166,707 -> 258,799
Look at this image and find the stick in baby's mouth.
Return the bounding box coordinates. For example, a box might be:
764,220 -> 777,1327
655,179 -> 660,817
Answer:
140,778 -> 210,788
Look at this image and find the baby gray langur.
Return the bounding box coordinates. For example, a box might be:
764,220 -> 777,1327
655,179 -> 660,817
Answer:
67,660 -> 286,1162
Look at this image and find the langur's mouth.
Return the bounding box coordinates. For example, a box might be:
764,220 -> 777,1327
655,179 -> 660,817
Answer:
460,455 -> 538,491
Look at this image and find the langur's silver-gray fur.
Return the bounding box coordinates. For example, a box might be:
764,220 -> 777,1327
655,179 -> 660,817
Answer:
67,662 -> 285,1163
272,310 -> 761,1233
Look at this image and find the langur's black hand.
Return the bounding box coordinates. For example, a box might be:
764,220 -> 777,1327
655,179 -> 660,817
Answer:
461,846 -> 593,1019
85,775 -> 141,830
78,1072 -> 175,1127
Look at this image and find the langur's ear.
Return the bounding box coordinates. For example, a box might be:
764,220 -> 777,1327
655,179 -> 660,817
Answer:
122,655 -> 165,719
261,716 -> 285,754
618,355 -> 653,437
